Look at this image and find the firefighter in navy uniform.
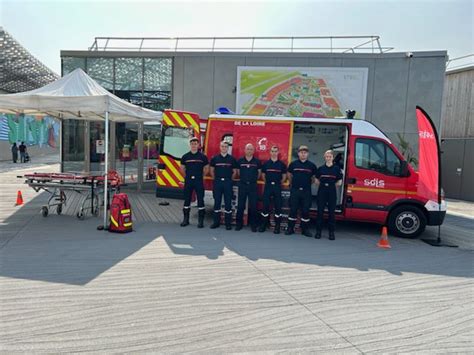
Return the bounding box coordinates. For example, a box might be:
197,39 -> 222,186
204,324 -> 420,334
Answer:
286,145 -> 318,237
258,145 -> 287,234
315,149 -> 343,240
209,141 -> 237,230
235,143 -> 262,232
180,137 -> 209,228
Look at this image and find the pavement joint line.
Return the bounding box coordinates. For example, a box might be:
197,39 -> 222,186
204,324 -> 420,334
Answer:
221,236 -> 365,354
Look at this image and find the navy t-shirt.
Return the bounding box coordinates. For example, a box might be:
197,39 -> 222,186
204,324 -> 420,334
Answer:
210,154 -> 237,179
316,164 -> 343,185
288,159 -> 317,189
236,157 -> 261,183
262,159 -> 287,184
181,151 -> 209,179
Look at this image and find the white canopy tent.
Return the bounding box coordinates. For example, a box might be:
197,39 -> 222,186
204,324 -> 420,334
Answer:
0,68 -> 163,228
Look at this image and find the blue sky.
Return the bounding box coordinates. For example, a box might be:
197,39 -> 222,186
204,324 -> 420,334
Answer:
1,0 -> 472,74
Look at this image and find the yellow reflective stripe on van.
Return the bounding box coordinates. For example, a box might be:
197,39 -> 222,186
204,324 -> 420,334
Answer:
161,155 -> 184,182
170,111 -> 188,128
123,222 -> 132,227
349,186 -> 417,195
163,113 -> 174,126
183,113 -> 200,132
121,209 -> 130,214
162,170 -> 179,187
157,175 -> 166,186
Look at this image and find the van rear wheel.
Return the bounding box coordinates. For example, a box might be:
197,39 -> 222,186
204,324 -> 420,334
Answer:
388,205 -> 426,238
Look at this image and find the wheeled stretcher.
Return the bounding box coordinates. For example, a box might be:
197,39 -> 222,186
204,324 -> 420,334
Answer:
22,171 -> 121,219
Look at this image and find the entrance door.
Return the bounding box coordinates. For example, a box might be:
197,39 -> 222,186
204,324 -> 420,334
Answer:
441,139 -> 465,199
116,122 -> 139,184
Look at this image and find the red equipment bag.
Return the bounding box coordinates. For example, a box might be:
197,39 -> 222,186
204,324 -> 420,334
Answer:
109,193 -> 133,233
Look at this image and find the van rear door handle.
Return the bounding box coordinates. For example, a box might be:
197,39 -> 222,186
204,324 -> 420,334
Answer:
347,177 -> 356,184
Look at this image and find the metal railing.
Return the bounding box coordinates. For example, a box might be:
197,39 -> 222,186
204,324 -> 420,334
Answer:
88,36 -> 394,53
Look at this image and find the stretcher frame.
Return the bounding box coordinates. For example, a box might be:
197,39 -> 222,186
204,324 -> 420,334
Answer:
22,173 -> 120,219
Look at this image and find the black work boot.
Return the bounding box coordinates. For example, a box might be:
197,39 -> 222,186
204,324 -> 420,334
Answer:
314,229 -> 322,239
235,223 -> 243,231
273,217 -> 281,234
258,216 -> 269,232
225,212 -> 232,230
329,231 -> 335,240
210,211 -> 220,229
301,221 -> 313,238
197,209 -> 205,228
285,220 -> 295,235
180,208 -> 190,227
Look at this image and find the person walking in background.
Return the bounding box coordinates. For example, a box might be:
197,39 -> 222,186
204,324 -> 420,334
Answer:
19,141 -> 27,163
315,150 -> 343,240
11,142 -> 18,163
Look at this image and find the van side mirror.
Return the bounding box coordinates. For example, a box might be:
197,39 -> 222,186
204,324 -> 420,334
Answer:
400,161 -> 410,177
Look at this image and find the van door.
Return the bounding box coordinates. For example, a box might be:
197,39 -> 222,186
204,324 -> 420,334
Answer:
345,137 -> 407,223
231,119 -> 293,164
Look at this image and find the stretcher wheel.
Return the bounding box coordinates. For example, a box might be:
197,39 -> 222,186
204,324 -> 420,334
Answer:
57,204 -> 62,215
77,210 -> 85,220
41,206 -> 49,217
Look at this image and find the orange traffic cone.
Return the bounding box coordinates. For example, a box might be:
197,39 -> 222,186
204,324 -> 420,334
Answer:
15,190 -> 24,206
377,226 -> 391,249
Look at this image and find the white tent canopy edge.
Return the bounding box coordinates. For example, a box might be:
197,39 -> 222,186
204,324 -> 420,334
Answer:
0,68 -> 163,228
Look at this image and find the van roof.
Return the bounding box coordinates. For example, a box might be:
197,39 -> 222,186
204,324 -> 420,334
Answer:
207,114 -> 391,143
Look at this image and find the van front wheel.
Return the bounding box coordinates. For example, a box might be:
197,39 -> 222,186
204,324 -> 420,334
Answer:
388,205 -> 426,238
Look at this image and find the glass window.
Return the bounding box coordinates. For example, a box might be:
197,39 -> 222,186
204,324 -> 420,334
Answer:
143,58 -> 172,111
144,58 -> 172,91
62,119 -> 85,172
115,58 -> 143,91
142,90 -> 170,111
87,58 -> 114,90
161,126 -> 192,159
355,138 -> 402,176
62,57 -> 86,76
114,90 -> 143,107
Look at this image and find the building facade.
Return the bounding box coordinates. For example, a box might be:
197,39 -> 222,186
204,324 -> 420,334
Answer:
60,45 -> 447,188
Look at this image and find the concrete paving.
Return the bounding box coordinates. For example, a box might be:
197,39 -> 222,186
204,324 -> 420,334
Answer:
0,157 -> 473,353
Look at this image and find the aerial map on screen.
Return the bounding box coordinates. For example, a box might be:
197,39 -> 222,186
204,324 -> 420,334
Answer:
236,67 -> 368,119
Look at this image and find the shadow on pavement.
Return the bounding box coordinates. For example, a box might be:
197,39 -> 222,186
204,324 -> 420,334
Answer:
0,194 -> 159,286
1,195 -> 472,286
160,219 -> 473,279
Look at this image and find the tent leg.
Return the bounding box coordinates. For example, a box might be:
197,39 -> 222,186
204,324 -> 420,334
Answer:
103,111 -> 109,230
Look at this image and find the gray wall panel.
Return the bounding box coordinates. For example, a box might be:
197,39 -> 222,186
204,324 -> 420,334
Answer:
244,57 -> 278,66
213,56 -> 246,113
404,56 -> 446,134
182,56 -> 215,118
371,58 -> 410,133
275,57 -> 310,66
307,58 -> 343,67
